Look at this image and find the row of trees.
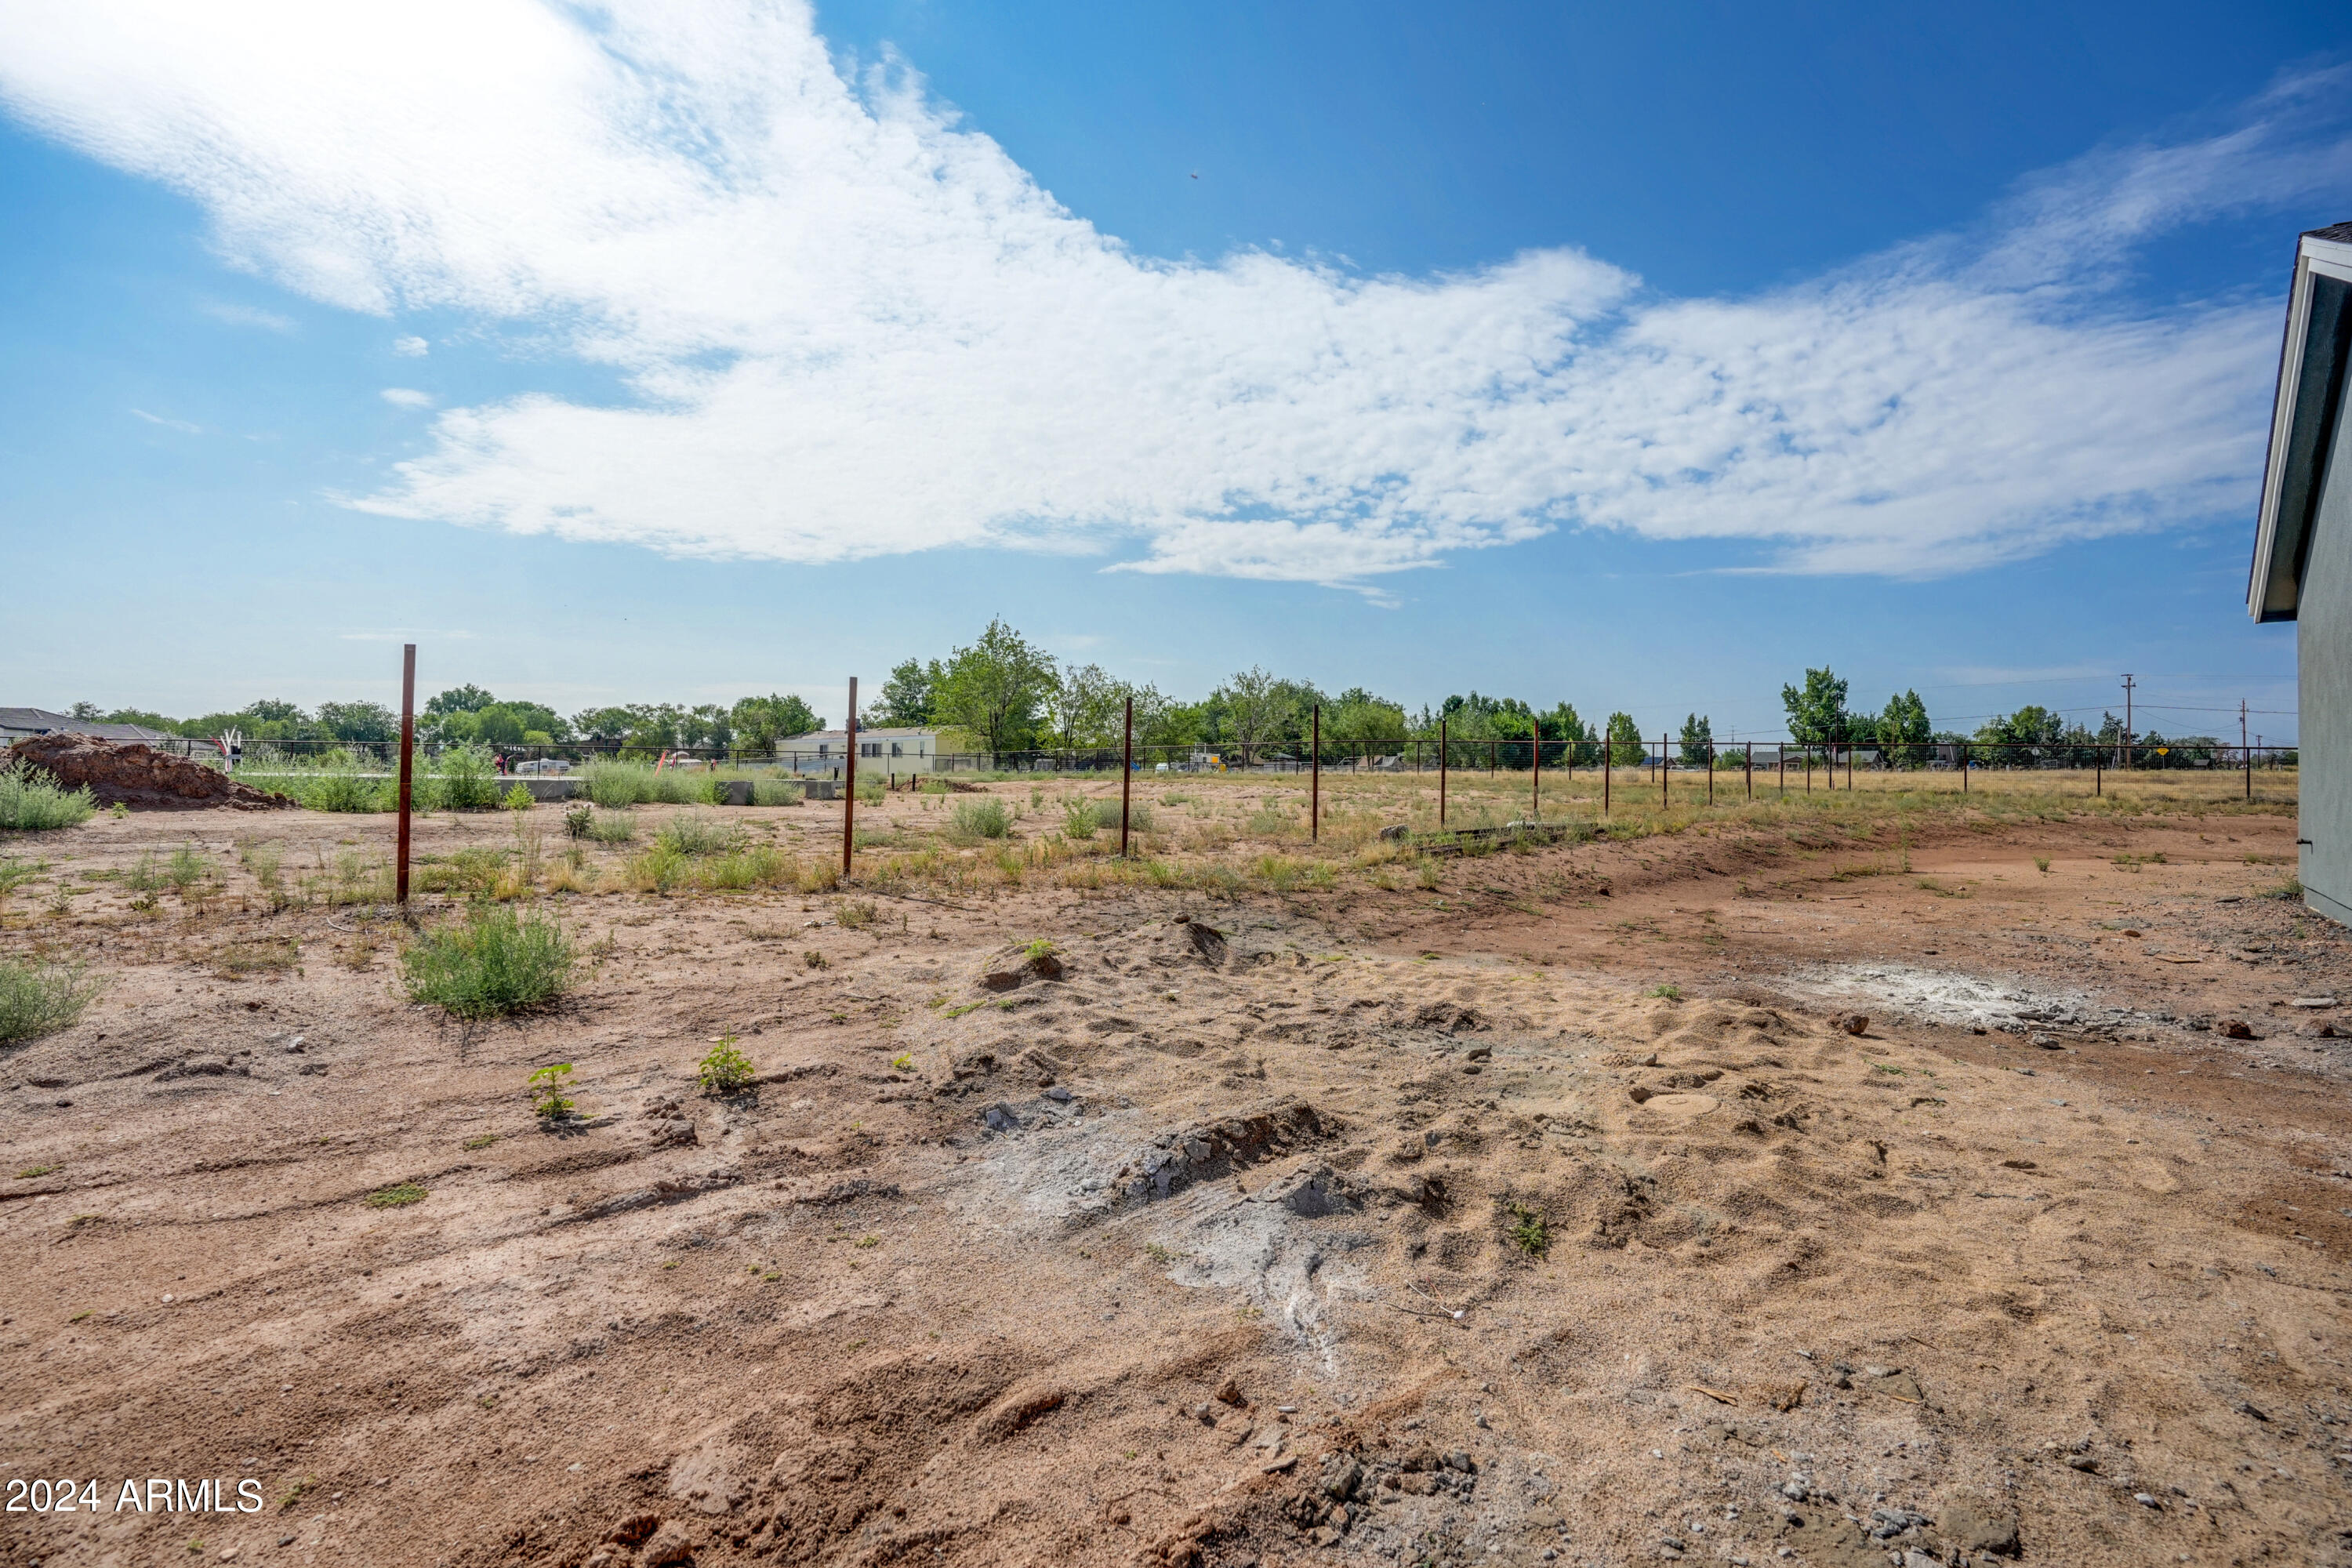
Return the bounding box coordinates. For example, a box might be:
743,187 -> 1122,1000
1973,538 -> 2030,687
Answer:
72,689 -> 824,756
68,648 -> 2237,768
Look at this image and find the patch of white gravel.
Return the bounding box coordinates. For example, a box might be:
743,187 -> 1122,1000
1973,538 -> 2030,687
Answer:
1782,961 -> 2146,1033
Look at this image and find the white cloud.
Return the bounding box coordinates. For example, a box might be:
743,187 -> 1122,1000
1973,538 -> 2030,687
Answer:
5,4 -> 2347,584
129,406 -> 201,433
203,299 -> 295,332
392,334 -> 428,356
380,387 -> 434,408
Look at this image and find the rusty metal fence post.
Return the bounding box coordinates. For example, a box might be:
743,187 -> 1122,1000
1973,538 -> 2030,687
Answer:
396,644 -> 415,907
1745,741 -> 1753,800
1439,718 -> 1448,827
842,676 -> 858,878
1707,740 -> 1715,807
1661,734 -> 1668,809
1530,714 -> 1541,820
1120,696 -> 1134,855
1309,703 -> 1319,843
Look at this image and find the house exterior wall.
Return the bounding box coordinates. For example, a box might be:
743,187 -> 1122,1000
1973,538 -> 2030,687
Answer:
2301,388 -> 2352,924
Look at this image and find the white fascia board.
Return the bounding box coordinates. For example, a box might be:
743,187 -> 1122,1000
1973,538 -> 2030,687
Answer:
2249,236 -> 2352,619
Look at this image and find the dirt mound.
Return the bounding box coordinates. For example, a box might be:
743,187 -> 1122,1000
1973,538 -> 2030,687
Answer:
7,734 -> 295,811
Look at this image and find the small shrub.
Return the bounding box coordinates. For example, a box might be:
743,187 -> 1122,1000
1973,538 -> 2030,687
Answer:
363,1182 -> 427,1208
312,771 -> 381,813
856,774 -> 884,805
949,797 -> 1012,840
1124,802 -> 1156,833
108,802 -> 129,820
123,853 -> 160,895
2263,876 -> 2304,901
837,898 -> 877,930
503,784 -> 535,811
656,814 -> 746,857
0,856 -> 41,909
2033,855 -> 2050,873
589,809 -> 636,844
804,949 -> 829,969
563,804 -> 595,840
752,779 -> 803,807
1506,1202 -> 1549,1257
528,1062 -> 576,1120
1646,983 -> 1684,1000
1062,797 -> 1099,840
1022,938 -> 1057,961
1414,857 -> 1443,890
437,746 -> 499,811
0,764 -> 96,831
0,957 -> 103,1044
584,761 -> 647,809
697,1034 -> 756,1096
400,902 -> 574,1018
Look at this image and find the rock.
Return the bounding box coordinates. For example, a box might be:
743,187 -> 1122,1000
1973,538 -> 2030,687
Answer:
604,1515 -> 662,1547
1443,1451 -> 1475,1474
2031,1033 -> 2063,1050
1377,825 -> 1410,842
1829,1012 -> 1869,1036
639,1521 -> 695,1566
982,1103 -> 1021,1133
1044,1085 -> 1073,1102
1464,1045 -> 1493,1062
1321,1454 -> 1364,1501
285,1036 -> 306,1054
1940,1504 -> 2019,1556
1309,1525 -> 1342,1547
1267,1166 -> 1357,1218
1214,1377 -> 1246,1406
2219,1019 -> 2257,1040
2288,996 -> 2337,1008
2064,1454 -> 2099,1472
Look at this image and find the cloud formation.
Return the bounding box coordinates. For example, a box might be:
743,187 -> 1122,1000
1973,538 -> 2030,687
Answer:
379,387 -> 434,409
3,2 -> 2347,584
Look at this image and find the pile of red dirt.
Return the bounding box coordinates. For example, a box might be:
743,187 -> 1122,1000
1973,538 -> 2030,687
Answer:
6,734 -> 295,811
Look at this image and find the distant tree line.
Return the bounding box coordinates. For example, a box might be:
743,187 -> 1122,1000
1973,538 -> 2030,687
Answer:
63,645 -> 2234,768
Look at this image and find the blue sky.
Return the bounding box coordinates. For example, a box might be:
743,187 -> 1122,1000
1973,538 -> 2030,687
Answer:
2,1 -> 2347,742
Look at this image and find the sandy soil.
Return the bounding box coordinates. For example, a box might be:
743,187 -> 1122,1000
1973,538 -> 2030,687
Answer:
3,793 -> 2349,1568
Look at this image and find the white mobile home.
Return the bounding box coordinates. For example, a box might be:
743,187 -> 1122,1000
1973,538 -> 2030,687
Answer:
775,727 -> 944,777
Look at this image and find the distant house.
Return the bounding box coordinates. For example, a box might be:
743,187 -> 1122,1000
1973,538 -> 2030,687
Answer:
776,726 -> 944,777
0,706 -> 172,745
2248,220 -> 2352,923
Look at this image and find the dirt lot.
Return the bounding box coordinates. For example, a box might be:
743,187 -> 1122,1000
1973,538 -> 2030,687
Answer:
2,775 -> 2349,1568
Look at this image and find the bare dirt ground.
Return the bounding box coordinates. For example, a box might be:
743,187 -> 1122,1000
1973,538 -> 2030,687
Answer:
4,780 -> 2350,1568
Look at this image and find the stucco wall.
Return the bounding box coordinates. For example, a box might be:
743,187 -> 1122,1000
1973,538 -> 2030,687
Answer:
2301,388 -> 2352,924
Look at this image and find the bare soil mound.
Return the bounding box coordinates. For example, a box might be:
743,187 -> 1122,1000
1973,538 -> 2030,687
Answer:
8,734 -> 293,811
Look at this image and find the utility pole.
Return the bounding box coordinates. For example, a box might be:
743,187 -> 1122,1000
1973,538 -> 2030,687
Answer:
2121,673 -> 2135,768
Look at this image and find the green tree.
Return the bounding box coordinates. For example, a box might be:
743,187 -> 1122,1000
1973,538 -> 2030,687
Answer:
1539,702 -> 1599,766
679,704 -> 733,751
1041,663 -> 1123,751
1604,712 -> 1645,765
472,707 -> 525,746
1327,688 -> 1407,757
933,618 -> 1056,754
1216,666 -> 1311,764
1875,690 -> 1931,764
873,659 -> 940,727
100,707 -> 179,733
1780,668 -> 1851,745
424,684 -> 495,717
730,694 -> 823,748
572,706 -> 637,743
317,701 -> 395,743
1678,713 -> 1714,768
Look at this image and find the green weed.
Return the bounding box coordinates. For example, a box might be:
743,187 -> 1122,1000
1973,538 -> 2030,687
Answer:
0,957 -> 103,1044
528,1062 -> 576,1121
1506,1202 -> 1550,1258
363,1183 -> 427,1208
0,764 -> 96,831
697,1034 -> 756,1096
400,902 -> 574,1018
